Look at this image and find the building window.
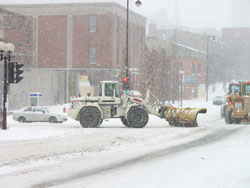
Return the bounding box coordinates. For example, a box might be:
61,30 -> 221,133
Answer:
192,63 -> 195,74
89,47 -> 96,64
90,15 -> 96,33
198,64 -> 201,74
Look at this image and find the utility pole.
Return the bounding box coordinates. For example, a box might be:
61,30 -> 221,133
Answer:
206,35 -> 216,102
2,56 -> 7,130
125,0 -> 142,89
171,28 -> 177,104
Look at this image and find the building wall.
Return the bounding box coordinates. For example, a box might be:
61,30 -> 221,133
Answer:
72,14 -> 114,68
8,69 -> 79,110
38,16 -> 67,68
177,58 -> 205,99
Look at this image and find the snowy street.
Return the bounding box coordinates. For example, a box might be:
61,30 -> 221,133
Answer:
1,101 -> 250,188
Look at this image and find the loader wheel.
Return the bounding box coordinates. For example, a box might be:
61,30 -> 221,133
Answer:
225,107 -> 233,124
220,105 -> 227,118
127,106 -> 149,128
121,117 -> 131,127
98,119 -> 103,126
234,119 -> 241,124
79,107 -> 101,128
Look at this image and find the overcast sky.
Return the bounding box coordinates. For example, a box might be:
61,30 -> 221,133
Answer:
0,0 -> 232,29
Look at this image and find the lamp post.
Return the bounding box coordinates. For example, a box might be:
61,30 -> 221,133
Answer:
125,0 -> 142,88
179,70 -> 184,107
206,35 -> 215,102
0,42 -> 15,130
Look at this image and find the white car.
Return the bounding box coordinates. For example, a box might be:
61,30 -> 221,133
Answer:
13,106 -> 68,123
123,90 -> 142,98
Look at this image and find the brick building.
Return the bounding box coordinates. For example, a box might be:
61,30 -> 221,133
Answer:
147,34 -> 207,100
3,3 -> 146,91
0,8 -> 35,109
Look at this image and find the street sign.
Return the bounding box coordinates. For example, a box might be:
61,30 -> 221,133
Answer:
183,75 -> 197,84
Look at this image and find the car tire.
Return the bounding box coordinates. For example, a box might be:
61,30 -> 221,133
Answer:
49,116 -> 58,123
79,107 -> 101,128
127,106 -> 149,128
18,116 -> 26,123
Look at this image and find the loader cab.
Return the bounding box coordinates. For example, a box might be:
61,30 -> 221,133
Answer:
242,82 -> 250,96
229,83 -> 240,95
99,81 -> 121,104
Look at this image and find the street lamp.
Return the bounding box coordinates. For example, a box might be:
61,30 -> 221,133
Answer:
0,41 -> 15,130
125,0 -> 142,89
206,35 -> 216,102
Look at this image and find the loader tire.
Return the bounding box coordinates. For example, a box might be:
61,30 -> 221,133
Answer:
220,104 -> 227,118
79,107 -> 101,128
121,117 -> 131,127
234,119 -> 241,124
225,107 -> 233,124
127,106 -> 148,128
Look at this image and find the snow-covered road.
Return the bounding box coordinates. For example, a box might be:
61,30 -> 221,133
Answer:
1,100 -> 250,188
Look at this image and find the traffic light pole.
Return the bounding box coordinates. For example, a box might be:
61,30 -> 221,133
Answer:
2,56 -> 7,130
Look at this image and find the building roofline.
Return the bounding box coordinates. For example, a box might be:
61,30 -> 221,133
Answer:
0,2 -> 147,20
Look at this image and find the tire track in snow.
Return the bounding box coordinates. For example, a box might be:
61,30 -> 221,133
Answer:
33,126 -> 244,188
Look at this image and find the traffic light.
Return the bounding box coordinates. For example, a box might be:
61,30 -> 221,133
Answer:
122,77 -> 128,90
7,62 -> 24,84
15,63 -> 24,83
122,77 -> 130,90
8,62 -> 15,83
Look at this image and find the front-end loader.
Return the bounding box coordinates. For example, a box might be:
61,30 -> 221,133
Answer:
68,80 -> 207,128
221,82 -> 240,118
225,81 -> 250,124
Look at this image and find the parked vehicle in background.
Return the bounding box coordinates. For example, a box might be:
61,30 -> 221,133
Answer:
213,96 -> 225,105
123,90 -> 142,98
13,106 -> 68,123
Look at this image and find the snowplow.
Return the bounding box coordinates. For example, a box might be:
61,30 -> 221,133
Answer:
159,106 -> 207,127
68,80 -> 207,128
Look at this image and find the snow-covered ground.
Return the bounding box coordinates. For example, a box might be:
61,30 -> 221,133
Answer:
2,85 -> 247,188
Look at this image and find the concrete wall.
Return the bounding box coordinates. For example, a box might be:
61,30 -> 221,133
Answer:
8,69 -> 79,110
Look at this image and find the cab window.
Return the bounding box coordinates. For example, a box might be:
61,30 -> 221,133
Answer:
105,83 -> 114,97
115,83 -> 120,97
230,85 -> 240,94
99,83 -> 102,96
243,84 -> 250,95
